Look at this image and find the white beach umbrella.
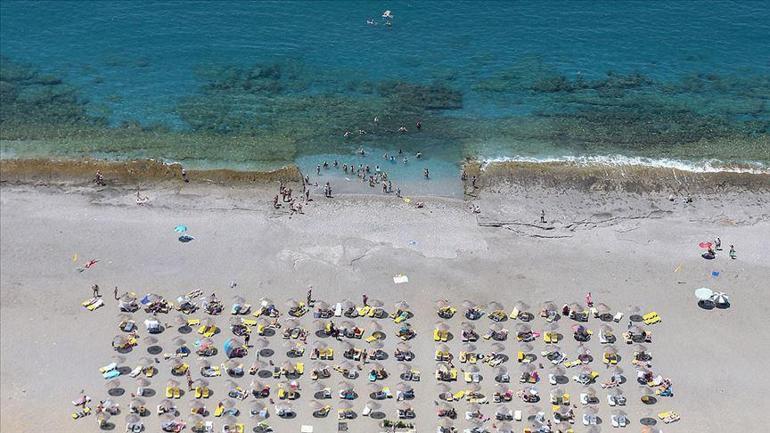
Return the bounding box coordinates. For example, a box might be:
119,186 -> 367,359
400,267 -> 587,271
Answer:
694,288 -> 714,301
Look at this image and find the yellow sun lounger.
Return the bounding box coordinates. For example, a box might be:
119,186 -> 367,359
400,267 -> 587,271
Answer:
187,318 -> 200,326
214,405 -> 224,417
644,312 -> 661,325
433,329 -> 441,341
365,334 -> 380,343
464,372 -> 473,383
242,318 -> 257,326
166,387 -> 174,398
453,390 -> 465,400
357,306 -> 371,316
295,362 -> 304,375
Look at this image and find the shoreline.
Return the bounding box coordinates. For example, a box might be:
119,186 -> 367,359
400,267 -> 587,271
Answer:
2,157 -> 768,196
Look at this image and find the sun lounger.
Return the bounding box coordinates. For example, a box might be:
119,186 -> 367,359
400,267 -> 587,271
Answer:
82,297 -> 98,307
644,314 -> 661,325
99,362 -> 117,373
166,387 -> 174,399
214,405 -> 225,417
86,298 -> 104,311
103,369 -> 120,379
514,410 -> 522,421
613,312 -> 623,322
658,411 -> 680,423
464,372 -> 473,383
71,406 -> 91,419
509,307 -> 519,319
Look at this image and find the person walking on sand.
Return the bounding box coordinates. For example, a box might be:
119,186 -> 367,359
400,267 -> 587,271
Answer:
715,237 -> 722,250
540,210 -> 546,223
729,245 -> 736,259
92,284 -> 100,298
585,292 -> 593,307
307,287 -> 313,306
362,294 -> 368,307
114,286 -> 119,300
245,332 -> 251,348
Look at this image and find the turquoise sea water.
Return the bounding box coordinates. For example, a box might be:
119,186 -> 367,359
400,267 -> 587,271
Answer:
2,0 -> 769,190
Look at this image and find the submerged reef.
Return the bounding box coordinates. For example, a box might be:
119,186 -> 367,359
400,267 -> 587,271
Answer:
1,55 -> 768,167
0,56 -> 107,131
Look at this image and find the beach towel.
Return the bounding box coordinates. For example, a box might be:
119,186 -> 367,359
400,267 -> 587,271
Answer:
393,274 -> 409,284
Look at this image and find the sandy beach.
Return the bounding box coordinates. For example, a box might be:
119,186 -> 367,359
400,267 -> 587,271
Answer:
1,169 -> 769,432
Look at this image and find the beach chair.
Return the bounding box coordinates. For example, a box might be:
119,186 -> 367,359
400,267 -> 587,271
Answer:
433,329 -> 441,341
242,318 -> 257,326
166,387 -> 175,399
468,353 -> 478,364
449,369 -> 458,381
644,313 -> 661,325
71,406 -> 91,419
81,297 -> 98,307
173,387 -> 181,399
514,409 -> 522,421
463,371 -> 473,383
186,318 -> 200,326
103,369 -> 120,379
509,307 -> 519,320
86,298 -> 104,311
658,411 -> 680,423
214,405 -> 224,417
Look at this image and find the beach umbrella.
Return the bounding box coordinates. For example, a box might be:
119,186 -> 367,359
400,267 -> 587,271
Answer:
174,314 -> 189,327
462,300 -> 479,309
462,342 -> 477,352
105,379 -> 121,390
497,422 -> 514,433
112,335 -> 130,347
395,341 -> 411,352
438,418 -> 454,429
338,401 -> 354,411
396,401 -> 412,411
490,342 -> 507,353
712,292 -> 730,306
604,345 -> 618,355
435,322 -> 450,332
250,378 -> 267,391
595,303 -> 611,314
466,365 -> 481,374
190,400 -> 206,412
466,383 -> 481,393
369,298 -> 384,308
495,404 -> 511,416
436,299 -> 451,309
158,399 -> 174,412
96,412 -> 111,424
568,302 -> 585,313
395,382 -> 413,393
159,413 -> 176,424
368,320 -> 383,332
541,301 -> 557,312
489,323 -> 503,332
436,343 -> 450,353
437,383 -> 451,393
488,301 -> 504,311
513,301 -> 530,312
250,401 -> 267,413
698,241 -> 713,249
394,300 -> 410,310
338,381 -> 354,392
125,413 -> 141,424
142,335 -> 158,346
365,400 -> 381,411
460,321 -> 475,331
515,323 -> 531,333
191,378 -> 208,389
171,336 -> 186,348
174,225 -> 188,233
695,288 -> 714,301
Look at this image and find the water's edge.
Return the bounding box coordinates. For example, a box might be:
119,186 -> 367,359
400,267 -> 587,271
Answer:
3,156 -> 767,195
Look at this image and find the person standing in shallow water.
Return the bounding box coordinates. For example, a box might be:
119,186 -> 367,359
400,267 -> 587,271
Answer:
424,168 -> 429,179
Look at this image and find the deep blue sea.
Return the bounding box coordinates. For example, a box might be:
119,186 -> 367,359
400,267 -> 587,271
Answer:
2,1 -> 769,192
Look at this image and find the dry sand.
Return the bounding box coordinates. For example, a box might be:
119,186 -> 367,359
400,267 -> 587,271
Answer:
1,178 -> 769,432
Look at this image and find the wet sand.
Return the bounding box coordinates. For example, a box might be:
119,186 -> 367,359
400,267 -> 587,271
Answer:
1,173 -> 768,432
